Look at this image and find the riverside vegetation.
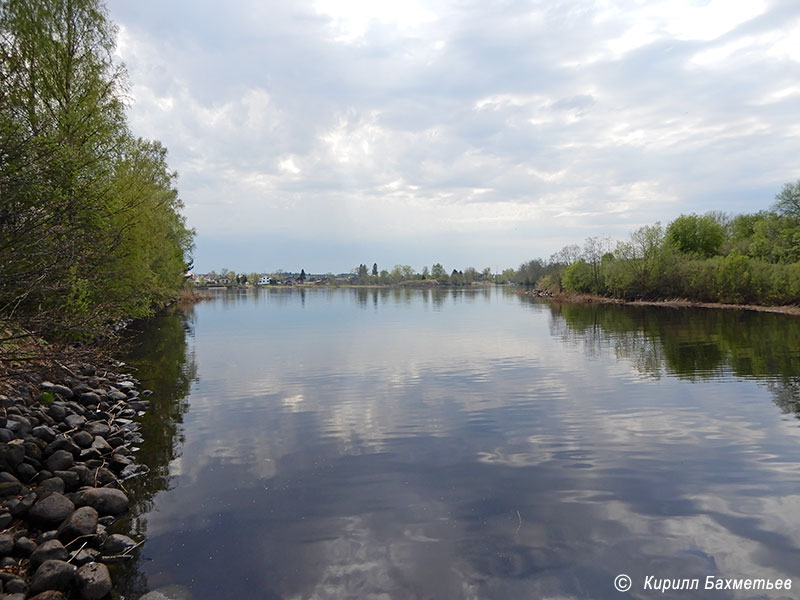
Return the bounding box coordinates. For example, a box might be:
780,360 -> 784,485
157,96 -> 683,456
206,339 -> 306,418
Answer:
0,0 -> 194,342
0,1 -> 193,597
552,185 -> 800,306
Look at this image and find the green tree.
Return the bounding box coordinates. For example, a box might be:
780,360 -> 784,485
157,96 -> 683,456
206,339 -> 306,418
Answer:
613,223 -> 666,297
666,214 -> 725,258
431,263 -> 448,284
0,0 -> 193,338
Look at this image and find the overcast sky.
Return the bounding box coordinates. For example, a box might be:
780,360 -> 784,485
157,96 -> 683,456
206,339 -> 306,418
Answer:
107,0 -> 800,274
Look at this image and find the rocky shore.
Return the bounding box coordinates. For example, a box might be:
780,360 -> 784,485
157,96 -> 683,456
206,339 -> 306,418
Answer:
0,365 -> 152,599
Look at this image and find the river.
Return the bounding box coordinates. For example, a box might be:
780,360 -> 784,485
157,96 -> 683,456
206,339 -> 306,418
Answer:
117,287 -> 800,599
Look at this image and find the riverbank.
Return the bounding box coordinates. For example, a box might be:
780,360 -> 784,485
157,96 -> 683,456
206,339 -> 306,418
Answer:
0,344 -> 154,598
532,290 -> 800,317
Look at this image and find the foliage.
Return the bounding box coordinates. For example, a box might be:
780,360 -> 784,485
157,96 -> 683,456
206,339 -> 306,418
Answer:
553,185 -> 800,306
0,0 -> 194,339
666,214 -> 726,258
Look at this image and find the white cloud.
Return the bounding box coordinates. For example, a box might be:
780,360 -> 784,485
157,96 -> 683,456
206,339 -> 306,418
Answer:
107,0 -> 800,271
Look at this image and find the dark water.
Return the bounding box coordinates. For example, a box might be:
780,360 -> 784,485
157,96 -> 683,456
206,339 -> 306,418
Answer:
119,288 -> 800,599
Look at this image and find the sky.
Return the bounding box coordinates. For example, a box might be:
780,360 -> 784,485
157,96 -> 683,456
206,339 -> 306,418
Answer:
106,0 -> 800,274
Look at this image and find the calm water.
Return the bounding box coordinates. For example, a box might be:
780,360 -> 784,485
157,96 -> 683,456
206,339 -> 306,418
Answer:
118,288 -> 800,599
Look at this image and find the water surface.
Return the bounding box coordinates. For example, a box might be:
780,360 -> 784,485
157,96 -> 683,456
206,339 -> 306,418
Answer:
120,288 -> 800,599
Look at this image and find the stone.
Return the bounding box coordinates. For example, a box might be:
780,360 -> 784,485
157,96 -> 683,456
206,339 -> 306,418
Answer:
90,436 -> 112,454
89,467 -> 115,486
29,560 -> 76,595
17,462 -> 37,482
109,454 -> 133,471
107,391 -> 127,402
29,591 -> 67,600
0,472 -> 19,485
14,535 -> 37,556
29,591 -> 68,600
71,431 -> 93,449
6,492 -> 36,517
38,530 -> 58,542
45,438 -> 80,458
64,414 -> 86,429
0,510 -> 12,529
33,426 -> 57,443
6,417 -> 32,435
0,533 -> 13,555
65,402 -> 86,416
78,448 -> 102,462
24,440 -> 44,459
93,523 -> 107,547
0,428 -> 14,443
47,385 -> 73,400
71,384 -> 92,395
128,400 -> 150,412
102,533 -> 136,554
30,540 -> 68,568
45,450 -> 73,472
53,471 -> 80,492
5,577 -> 26,592
74,487 -> 128,516
84,422 -> 110,438
29,492 -> 74,525
0,481 -> 21,498
39,478 -> 65,495
0,442 -> 25,470
0,555 -> 16,568
75,562 -> 112,600
46,404 -> 68,422
120,464 -> 149,481
67,547 -> 98,566
78,392 -> 101,406
57,506 -> 98,543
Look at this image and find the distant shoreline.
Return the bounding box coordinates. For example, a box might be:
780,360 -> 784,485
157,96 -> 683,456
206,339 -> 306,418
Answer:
533,291 -> 800,317
195,281 -> 502,290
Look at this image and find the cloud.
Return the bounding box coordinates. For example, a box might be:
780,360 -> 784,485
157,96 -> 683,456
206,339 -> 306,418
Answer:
107,0 -> 800,271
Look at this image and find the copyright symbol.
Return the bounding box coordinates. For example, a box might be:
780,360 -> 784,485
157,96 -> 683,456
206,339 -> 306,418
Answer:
614,574 -> 632,592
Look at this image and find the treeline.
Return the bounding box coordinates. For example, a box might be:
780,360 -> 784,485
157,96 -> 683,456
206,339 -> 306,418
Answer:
352,263 -> 497,285
0,0 -> 194,339
552,182 -> 800,305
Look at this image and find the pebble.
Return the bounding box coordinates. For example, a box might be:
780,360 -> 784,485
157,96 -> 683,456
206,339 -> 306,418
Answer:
0,371 -> 151,597
75,562 -> 113,599
30,540 -> 68,568
57,506 -> 98,543
29,492 -> 74,525
29,560 -> 75,595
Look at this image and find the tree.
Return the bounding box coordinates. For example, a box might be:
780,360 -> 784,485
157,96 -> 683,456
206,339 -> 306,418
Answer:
0,0 -> 193,338
550,244 -> 582,266
613,223 -> 666,296
583,237 -> 612,290
372,263 -> 378,276
774,180 -> 800,221
666,214 -> 725,258
300,269 -> 306,282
